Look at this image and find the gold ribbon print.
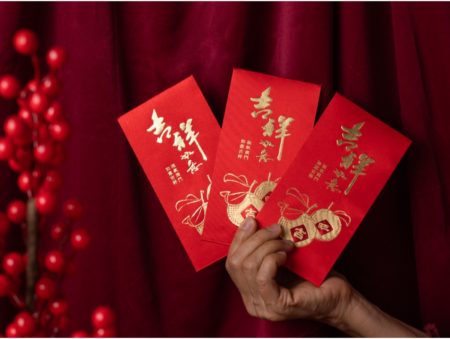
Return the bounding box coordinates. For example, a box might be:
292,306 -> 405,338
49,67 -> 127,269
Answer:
220,172 -> 280,227
278,188 -> 351,247
175,175 -> 212,235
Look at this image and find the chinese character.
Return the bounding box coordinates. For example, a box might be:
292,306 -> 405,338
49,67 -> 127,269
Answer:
334,169 -> 347,179
275,115 -> 295,161
243,207 -> 258,218
293,228 -> 307,241
146,109 -> 172,143
172,132 -> 186,151
256,149 -> 273,163
260,140 -> 274,148
251,87 -> 272,109
340,152 -> 357,169
337,122 -> 365,151
262,118 -> 275,136
187,160 -> 203,174
344,153 -> 375,195
251,87 -> 273,119
181,151 -> 194,160
180,118 -> 207,161
244,150 -> 250,160
326,178 -> 341,193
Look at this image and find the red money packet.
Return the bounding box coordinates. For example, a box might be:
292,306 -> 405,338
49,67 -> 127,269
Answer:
256,94 -> 412,286
202,69 -> 321,247
118,76 -> 227,271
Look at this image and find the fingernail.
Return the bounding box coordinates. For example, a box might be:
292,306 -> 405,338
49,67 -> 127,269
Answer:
241,217 -> 255,231
268,224 -> 280,233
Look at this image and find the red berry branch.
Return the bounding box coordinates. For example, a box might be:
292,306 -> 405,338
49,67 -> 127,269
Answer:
0,29 -> 117,337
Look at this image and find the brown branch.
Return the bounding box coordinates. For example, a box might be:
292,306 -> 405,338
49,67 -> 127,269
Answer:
25,197 -> 38,310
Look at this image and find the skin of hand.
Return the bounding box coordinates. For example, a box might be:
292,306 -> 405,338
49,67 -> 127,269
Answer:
226,217 -> 426,337
225,217 -> 353,324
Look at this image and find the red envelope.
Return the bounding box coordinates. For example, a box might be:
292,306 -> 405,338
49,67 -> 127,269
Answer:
202,69 -> 321,247
256,94 -> 412,286
118,76 -> 227,271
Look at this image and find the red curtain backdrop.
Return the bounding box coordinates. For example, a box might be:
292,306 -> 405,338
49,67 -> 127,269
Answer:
1,2 -> 449,336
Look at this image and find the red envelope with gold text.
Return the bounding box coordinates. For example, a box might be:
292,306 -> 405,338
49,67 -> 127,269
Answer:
202,69 -> 321,247
257,94 -> 411,286
118,76 -> 227,271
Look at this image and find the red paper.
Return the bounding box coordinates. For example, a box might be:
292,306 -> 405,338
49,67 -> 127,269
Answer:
256,94 -> 412,286
202,69 -> 321,247
118,76 -> 227,271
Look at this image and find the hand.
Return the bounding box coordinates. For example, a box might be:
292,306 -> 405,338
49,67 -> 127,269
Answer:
225,217 -> 354,324
226,217 -> 426,337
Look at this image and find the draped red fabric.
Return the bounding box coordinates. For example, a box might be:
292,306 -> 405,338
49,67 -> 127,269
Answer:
1,2 -> 450,336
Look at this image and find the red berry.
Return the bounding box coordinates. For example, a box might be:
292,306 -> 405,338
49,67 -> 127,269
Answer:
36,123 -> 51,143
94,327 -> 116,337
8,158 -> 24,172
3,252 -> 25,276
34,142 -> 54,163
32,168 -> 44,181
26,79 -> 39,93
15,311 -> 36,336
0,75 -> 20,99
5,322 -> 20,338
35,190 -> 57,215
28,91 -> 49,113
6,200 -> 26,224
63,199 -> 83,220
50,222 -> 67,241
35,277 -> 56,300
18,108 -> 33,126
49,299 -> 69,316
43,170 -> 62,191
44,102 -> 64,123
71,229 -> 90,250
91,306 -> 115,329
41,74 -> 61,97
72,331 -> 89,338
4,116 -> 27,139
0,212 -> 11,235
15,145 -> 33,162
46,47 -> 67,70
13,29 -> 38,55
49,121 -> 70,142
0,137 -> 14,160
44,250 -> 65,273
17,171 -> 38,192
8,147 -> 32,172
0,274 -> 11,296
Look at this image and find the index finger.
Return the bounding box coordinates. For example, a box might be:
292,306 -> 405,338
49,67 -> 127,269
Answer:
228,217 -> 257,256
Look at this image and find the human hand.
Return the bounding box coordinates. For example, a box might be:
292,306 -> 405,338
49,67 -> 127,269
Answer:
225,217 -> 354,325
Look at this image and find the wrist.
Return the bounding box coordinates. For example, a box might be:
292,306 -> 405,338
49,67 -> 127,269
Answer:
323,284 -> 360,333
329,287 -> 366,335
328,288 -> 426,337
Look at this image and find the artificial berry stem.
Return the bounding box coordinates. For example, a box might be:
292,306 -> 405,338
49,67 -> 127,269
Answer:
25,197 -> 38,309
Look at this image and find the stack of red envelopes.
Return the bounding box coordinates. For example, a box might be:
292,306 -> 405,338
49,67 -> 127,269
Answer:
118,69 -> 411,286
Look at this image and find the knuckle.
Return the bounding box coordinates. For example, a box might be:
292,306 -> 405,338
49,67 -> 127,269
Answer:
226,257 -> 240,271
242,258 -> 255,272
255,274 -> 268,289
